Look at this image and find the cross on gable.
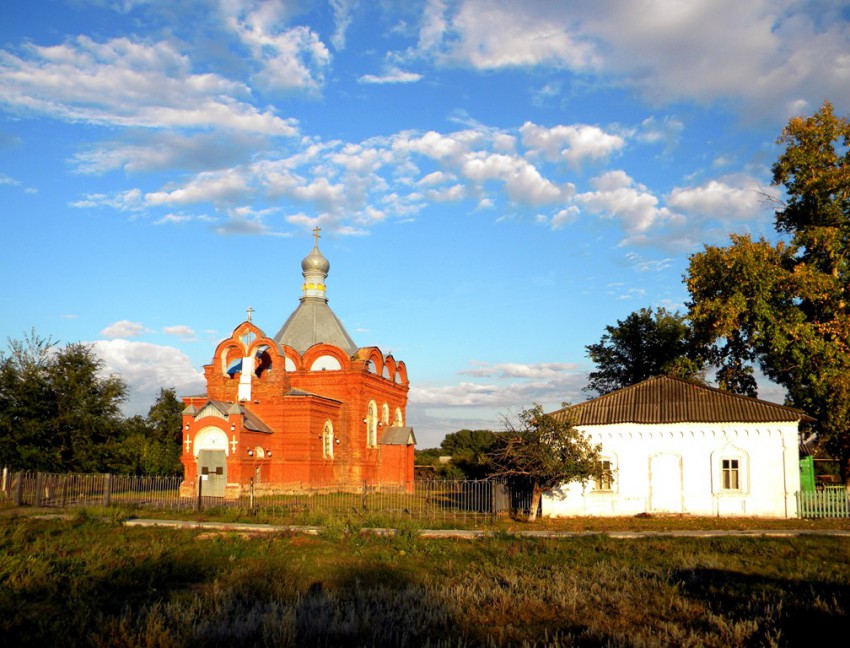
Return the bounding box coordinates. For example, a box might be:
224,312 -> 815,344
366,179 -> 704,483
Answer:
246,306 -> 254,322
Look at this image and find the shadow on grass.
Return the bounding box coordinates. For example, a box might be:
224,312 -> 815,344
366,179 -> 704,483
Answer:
1,518 -> 493,647
674,567 -> 850,644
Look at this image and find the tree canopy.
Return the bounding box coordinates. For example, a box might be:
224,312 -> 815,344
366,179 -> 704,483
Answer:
0,331 -> 127,472
487,404 -> 601,521
0,331 -> 184,475
584,307 -> 703,396
686,101 -> 850,481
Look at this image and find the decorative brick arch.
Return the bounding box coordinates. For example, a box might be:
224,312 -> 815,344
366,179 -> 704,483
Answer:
303,343 -> 351,372
217,343 -> 243,377
394,361 -> 409,386
383,355 -> 397,378
280,345 -> 303,372
360,347 -> 384,375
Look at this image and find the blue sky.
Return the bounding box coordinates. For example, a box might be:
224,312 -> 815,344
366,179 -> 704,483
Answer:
1,0 -> 848,447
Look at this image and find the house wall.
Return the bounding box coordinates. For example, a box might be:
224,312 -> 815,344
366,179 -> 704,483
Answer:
543,421 -> 801,518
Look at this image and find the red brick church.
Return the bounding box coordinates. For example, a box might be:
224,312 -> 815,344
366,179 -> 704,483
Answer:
179,231 -> 415,497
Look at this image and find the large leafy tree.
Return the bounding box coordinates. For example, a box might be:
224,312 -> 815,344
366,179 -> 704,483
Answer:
487,404 -> 601,521
686,101 -> 850,482
584,307 -> 705,396
0,331 -> 127,472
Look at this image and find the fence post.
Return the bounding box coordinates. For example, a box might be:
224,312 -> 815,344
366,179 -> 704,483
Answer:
1,466 -> 8,498
14,472 -> 24,506
102,474 -> 113,507
196,476 -> 203,512
33,472 -> 45,507
362,480 -> 367,512
249,477 -> 255,513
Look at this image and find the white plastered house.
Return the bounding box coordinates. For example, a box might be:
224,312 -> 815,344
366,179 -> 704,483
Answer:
543,376 -> 812,518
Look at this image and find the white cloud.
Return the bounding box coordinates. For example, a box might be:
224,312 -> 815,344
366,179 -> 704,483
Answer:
520,122 -> 625,166
221,0 -> 331,93
0,36 -> 297,134
635,115 -> 684,154
330,0 -> 356,51
101,320 -> 148,339
163,325 -> 197,342
71,131 -> 267,175
359,67 -> 423,84
431,0 -> 597,70
418,0 -> 448,52
92,339 -> 205,416
70,188 -> 146,211
412,1 -> 850,118
575,170 -> 680,244
666,175 -> 775,222
460,361 -> 578,379
411,360 -> 586,410
146,170 -> 251,206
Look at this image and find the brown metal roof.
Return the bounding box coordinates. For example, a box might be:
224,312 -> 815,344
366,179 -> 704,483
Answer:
552,376 -> 814,426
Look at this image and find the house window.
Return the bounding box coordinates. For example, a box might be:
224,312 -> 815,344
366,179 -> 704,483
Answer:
596,459 -> 614,491
721,459 -> 740,490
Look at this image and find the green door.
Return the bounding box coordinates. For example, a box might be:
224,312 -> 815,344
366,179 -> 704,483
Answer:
197,449 -> 227,497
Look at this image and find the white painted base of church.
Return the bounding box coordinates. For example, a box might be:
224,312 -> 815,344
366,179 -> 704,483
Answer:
543,422 -> 801,519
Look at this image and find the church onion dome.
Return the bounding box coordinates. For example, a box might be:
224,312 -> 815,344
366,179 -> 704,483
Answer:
274,229 -> 358,356
301,244 -> 330,274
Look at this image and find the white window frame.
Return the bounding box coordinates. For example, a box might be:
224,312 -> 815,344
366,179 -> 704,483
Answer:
721,458 -> 741,491
322,421 -> 334,459
366,401 -> 378,448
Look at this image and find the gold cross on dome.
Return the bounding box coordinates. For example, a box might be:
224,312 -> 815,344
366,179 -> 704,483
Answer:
246,306 -> 254,322
312,226 -> 321,244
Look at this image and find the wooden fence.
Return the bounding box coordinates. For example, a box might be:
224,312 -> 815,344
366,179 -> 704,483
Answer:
797,486 -> 850,518
0,468 -> 519,522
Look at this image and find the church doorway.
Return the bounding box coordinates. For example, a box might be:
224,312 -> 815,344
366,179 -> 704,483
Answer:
198,449 -> 227,497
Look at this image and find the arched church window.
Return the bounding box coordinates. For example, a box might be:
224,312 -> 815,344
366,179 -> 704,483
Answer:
394,407 -> 404,426
366,401 -> 378,448
323,421 -> 334,459
311,355 -> 342,371
382,365 -> 391,379
255,345 -> 272,376
368,360 -> 378,374
381,403 -> 390,426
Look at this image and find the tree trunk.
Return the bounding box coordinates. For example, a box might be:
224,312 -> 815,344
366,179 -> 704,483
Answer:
527,482 -> 542,522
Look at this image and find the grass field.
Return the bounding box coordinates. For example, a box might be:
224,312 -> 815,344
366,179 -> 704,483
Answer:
1,511 -> 849,646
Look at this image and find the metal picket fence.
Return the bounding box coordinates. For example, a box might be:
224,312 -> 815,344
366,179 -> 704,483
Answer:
1,467 -> 519,522
797,486 -> 850,518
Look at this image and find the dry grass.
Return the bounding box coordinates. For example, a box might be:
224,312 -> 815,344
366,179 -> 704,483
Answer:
1,513 -> 848,646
